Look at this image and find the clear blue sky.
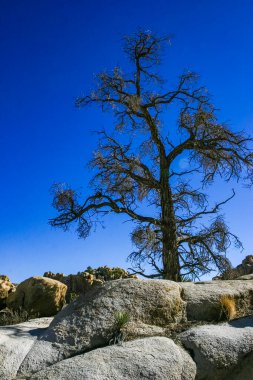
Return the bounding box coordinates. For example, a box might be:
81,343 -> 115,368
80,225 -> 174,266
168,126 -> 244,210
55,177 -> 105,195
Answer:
0,0 -> 252,283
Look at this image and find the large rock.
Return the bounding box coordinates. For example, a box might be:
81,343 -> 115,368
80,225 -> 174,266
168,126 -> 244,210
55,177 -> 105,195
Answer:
7,277 -> 67,317
26,337 -> 196,380
0,275 -> 15,309
0,317 -> 52,380
180,280 -> 253,321
42,278 -> 184,343
18,278 -> 185,375
180,316 -> 253,380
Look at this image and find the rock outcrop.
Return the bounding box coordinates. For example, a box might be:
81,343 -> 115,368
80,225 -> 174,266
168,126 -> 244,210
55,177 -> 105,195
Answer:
0,277 -> 253,379
7,277 -> 67,317
18,278 -> 185,375
0,275 -> 15,309
180,279 -> 253,321
0,317 -> 52,380
180,316 -> 253,380
27,337 -> 196,380
213,254 -> 253,280
44,266 -> 136,302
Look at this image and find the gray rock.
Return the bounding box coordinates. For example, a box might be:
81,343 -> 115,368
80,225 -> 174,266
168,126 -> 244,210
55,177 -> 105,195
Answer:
0,318 -> 52,380
17,340 -> 67,378
235,273 -> 253,280
224,350 -> 253,380
27,337 -> 196,380
180,316 -> 253,380
19,278 -> 185,374
181,280 -> 253,321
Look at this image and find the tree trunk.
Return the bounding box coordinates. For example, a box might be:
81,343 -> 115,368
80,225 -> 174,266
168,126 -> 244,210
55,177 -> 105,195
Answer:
160,157 -> 181,281
162,225 -> 181,281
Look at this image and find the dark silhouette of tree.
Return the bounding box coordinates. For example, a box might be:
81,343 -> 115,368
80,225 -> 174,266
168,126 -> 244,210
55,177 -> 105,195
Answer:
50,31 -> 253,281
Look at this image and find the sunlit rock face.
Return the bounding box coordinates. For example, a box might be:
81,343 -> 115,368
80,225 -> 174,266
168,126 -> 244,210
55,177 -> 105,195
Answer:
6,276 -> 67,317
18,279 -> 185,375
0,277 -> 253,379
43,266 -> 137,302
0,275 -> 15,309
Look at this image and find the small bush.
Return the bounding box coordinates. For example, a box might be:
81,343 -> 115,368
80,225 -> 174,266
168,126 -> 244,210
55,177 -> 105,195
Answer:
109,310 -> 130,345
0,308 -> 30,326
114,310 -> 130,330
219,295 -> 237,320
69,292 -> 79,303
84,266 -> 134,281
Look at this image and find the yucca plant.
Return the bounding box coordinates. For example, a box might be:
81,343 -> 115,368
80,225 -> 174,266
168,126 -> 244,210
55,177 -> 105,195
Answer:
109,310 -> 130,345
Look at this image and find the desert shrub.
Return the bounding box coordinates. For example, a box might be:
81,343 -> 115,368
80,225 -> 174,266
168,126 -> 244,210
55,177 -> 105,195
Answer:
69,292 -> 79,303
109,310 -> 130,345
114,310 -> 130,329
0,308 -> 30,326
85,266 -> 133,281
219,295 -> 237,320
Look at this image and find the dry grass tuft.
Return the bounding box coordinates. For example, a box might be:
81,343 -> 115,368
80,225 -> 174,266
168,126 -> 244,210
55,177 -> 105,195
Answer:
219,295 -> 237,320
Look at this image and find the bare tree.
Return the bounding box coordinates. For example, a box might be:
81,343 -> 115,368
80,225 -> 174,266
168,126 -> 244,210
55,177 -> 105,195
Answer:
50,31 -> 253,281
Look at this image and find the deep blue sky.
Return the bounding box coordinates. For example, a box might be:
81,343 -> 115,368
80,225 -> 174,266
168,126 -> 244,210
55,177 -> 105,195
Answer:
0,0 -> 252,283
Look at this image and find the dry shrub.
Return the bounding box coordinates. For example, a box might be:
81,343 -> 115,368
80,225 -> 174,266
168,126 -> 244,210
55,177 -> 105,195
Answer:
219,295 -> 237,320
0,308 -> 29,326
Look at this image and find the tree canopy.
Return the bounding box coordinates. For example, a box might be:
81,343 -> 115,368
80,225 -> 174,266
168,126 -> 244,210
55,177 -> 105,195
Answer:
50,31 -> 253,281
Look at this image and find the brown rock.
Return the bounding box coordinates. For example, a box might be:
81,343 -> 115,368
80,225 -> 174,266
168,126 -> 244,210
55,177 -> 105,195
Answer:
7,276 -> 67,317
44,266 -> 136,302
0,275 -> 15,309
214,254 -> 253,280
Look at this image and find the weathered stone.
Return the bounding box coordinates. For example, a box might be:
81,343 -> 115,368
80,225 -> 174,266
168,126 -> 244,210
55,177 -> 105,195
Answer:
17,340 -> 67,378
7,277 -> 67,317
0,276 -> 15,309
44,266 -> 137,302
26,337 -> 196,380
180,316 -> 253,380
224,350 -> 253,380
214,254 -> 253,280
18,279 -> 185,375
181,279 -> 253,321
0,317 -> 52,380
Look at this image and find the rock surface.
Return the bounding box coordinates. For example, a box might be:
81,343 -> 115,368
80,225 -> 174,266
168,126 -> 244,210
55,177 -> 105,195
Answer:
26,337 -> 196,380
1,277 -> 253,379
43,278 -> 184,340
0,275 -> 15,309
235,273 -> 253,280
224,351 -> 253,380
18,278 -> 185,374
180,316 -> 253,380
7,277 -> 67,317
0,317 -> 52,380
181,280 -> 253,321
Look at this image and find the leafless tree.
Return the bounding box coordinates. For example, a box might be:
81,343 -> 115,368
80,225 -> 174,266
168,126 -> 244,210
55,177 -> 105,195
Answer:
50,31 -> 253,281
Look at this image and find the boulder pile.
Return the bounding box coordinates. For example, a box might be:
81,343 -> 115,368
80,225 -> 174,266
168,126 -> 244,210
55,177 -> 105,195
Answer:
44,266 -> 137,302
0,277 -> 251,379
